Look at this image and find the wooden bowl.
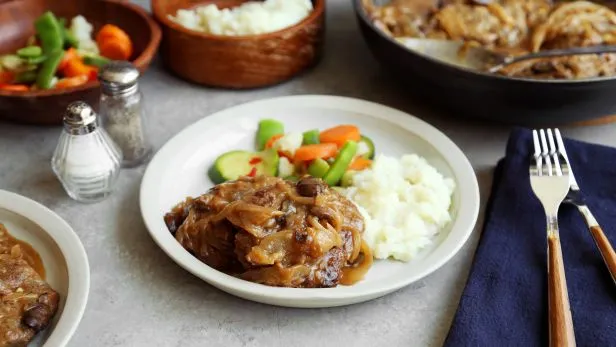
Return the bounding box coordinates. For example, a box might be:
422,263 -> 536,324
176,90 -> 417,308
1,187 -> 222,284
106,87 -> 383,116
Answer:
0,0 -> 161,125
152,0 -> 325,89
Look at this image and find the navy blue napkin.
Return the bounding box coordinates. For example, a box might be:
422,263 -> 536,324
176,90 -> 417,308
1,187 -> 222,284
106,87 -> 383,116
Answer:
444,128 -> 616,347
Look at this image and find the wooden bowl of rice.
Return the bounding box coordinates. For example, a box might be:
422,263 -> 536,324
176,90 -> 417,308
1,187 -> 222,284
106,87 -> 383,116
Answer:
151,0 -> 325,89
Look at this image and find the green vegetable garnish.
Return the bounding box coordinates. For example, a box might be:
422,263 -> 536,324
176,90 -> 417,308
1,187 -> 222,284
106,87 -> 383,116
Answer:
36,49 -> 63,89
208,149 -> 279,184
25,55 -> 47,65
83,54 -> 110,68
302,129 -> 320,145
58,18 -> 79,49
256,119 -> 284,150
34,11 -> 64,53
340,170 -> 356,187
322,141 -> 358,186
358,135 -> 375,159
17,46 -> 42,59
307,158 -> 330,178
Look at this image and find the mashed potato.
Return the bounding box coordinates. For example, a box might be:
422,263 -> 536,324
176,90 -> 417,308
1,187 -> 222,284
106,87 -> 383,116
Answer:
169,0 -> 313,36
342,154 -> 455,262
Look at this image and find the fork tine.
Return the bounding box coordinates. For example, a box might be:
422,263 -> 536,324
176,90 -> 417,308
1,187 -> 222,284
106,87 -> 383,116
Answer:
547,129 -> 562,176
540,129 -> 552,176
554,129 -> 568,160
532,130 -> 542,176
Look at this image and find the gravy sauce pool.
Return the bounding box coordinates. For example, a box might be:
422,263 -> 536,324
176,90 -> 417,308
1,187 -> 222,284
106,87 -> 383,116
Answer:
0,224 -> 45,279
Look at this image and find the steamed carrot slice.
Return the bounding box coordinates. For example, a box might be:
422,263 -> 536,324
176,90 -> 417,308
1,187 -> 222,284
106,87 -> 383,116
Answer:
349,157 -> 372,171
99,39 -> 132,61
58,48 -> 78,72
64,58 -> 98,81
294,143 -> 338,162
320,125 -> 361,147
0,84 -> 29,92
55,75 -> 89,89
96,24 -> 131,45
97,24 -> 133,60
265,134 -> 283,149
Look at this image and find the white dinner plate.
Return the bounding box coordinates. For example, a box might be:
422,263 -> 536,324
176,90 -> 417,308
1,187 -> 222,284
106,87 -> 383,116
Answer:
0,190 -> 89,346
140,95 -> 479,308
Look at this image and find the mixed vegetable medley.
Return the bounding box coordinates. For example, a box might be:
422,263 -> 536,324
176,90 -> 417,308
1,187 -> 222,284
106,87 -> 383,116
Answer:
0,11 -> 133,92
208,119 -> 375,186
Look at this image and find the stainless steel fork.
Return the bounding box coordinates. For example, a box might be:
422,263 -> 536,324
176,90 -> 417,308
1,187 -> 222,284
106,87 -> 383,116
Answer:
554,129 -> 616,284
530,129 -> 576,347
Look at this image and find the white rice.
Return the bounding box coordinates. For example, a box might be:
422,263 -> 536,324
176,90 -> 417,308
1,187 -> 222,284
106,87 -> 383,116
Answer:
342,154 -> 456,262
169,0 -> 313,36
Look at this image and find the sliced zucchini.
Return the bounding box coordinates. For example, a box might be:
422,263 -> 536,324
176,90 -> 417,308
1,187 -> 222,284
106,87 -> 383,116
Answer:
208,149 -> 279,184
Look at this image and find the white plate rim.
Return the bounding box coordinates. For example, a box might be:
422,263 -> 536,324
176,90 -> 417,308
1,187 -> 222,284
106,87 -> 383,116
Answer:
0,190 -> 90,346
140,95 -> 479,305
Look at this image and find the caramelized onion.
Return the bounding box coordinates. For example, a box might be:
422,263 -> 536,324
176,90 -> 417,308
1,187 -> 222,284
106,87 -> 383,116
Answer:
340,240 -> 374,286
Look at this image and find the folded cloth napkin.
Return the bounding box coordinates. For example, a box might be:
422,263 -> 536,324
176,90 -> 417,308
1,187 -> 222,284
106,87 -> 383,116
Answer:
444,128 -> 616,347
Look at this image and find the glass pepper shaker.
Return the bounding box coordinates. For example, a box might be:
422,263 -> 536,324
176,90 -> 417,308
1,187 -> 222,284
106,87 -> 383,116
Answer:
98,61 -> 152,167
52,101 -> 122,203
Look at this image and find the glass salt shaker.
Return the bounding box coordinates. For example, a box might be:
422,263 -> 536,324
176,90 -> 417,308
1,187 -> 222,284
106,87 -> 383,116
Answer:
52,101 -> 122,203
98,61 -> 152,167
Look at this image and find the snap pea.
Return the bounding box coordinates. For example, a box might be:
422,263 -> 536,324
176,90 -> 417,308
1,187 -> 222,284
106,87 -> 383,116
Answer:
58,18 -> 79,48
26,55 -> 47,65
257,119 -> 284,150
36,50 -> 63,89
307,158 -> 330,178
14,70 -> 38,83
302,129 -> 320,145
83,54 -> 110,68
17,46 -> 42,59
34,11 -> 64,53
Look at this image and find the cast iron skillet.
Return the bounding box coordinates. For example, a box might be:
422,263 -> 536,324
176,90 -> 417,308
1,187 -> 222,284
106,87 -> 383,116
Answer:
353,0 -> 616,125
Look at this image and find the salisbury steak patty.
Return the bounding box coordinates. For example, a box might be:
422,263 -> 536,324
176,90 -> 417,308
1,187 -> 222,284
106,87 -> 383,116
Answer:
165,176 -> 372,288
0,225 -> 59,346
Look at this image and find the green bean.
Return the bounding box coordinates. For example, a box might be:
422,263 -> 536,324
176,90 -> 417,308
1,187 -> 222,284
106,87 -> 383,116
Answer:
34,11 -> 64,53
36,50 -> 63,89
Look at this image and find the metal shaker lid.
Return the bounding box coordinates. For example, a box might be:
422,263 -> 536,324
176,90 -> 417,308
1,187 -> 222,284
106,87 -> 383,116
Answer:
63,101 -> 98,135
98,61 -> 139,95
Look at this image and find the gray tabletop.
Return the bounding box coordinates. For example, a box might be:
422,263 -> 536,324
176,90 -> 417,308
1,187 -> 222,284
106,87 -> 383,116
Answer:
1,1 -> 616,346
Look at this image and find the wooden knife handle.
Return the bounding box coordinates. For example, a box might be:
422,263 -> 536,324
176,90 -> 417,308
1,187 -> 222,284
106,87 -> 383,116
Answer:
548,234 -> 576,347
589,225 -> 616,283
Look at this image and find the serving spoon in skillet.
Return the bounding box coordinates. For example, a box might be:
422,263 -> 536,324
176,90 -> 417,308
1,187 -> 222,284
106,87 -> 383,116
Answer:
397,38 -> 616,73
